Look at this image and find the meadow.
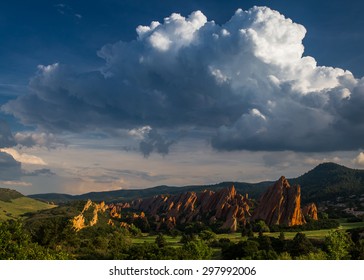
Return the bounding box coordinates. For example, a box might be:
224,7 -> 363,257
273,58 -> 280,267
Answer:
0,197 -> 56,220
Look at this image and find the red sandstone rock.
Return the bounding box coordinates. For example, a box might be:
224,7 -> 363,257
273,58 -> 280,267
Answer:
302,203 -> 318,220
118,185 -> 251,232
251,176 -> 306,226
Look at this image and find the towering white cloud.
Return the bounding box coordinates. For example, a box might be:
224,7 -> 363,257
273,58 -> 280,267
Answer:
2,6 -> 364,153
0,148 -> 47,166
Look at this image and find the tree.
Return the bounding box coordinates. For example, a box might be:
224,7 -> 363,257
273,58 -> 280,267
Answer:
289,232 -> 314,257
155,234 -> 167,248
295,250 -> 327,260
108,230 -> 132,259
0,220 -> 68,260
221,240 -> 259,260
199,230 -> 216,242
279,231 -> 285,241
241,223 -> 254,237
324,230 -> 353,260
179,240 -> 212,260
180,233 -> 196,244
253,220 -> 270,233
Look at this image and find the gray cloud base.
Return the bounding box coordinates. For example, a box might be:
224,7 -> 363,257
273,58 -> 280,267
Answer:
0,152 -> 21,181
2,7 -> 364,153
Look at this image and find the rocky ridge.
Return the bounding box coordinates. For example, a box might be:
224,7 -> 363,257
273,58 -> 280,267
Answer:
115,185 -> 251,232
71,177 -> 318,232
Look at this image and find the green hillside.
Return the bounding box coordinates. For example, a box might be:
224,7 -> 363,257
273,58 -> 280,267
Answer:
0,188 -> 56,220
291,163 -> 364,202
0,188 -> 24,202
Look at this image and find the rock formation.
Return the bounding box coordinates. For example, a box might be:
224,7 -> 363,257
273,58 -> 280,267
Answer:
251,176 -> 306,226
116,186 -> 251,232
302,203 -> 318,220
71,178 -> 318,232
72,199 -> 108,231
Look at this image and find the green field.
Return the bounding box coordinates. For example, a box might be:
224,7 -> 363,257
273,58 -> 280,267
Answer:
130,220 -> 364,247
132,234 -> 182,248
0,197 -> 56,220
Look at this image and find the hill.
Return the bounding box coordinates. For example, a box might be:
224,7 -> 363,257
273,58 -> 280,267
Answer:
28,162 -> 364,204
0,188 -> 23,202
29,181 -> 273,204
291,162 -> 364,202
0,188 -> 56,220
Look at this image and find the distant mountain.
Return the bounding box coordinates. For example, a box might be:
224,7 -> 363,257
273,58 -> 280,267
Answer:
28,162 -> 364,204
29,181 -> 273,204
0,188 -> 56,220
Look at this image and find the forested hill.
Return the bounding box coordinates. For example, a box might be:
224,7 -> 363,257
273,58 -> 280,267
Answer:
28,181 -> 273,204
28,162 -> 364,204
292,162 -> 364,202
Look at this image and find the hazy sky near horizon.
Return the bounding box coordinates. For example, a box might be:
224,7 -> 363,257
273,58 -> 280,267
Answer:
1,0 -> 364,195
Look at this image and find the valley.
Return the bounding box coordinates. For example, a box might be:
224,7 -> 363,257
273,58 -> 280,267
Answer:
1,162 -> 364,260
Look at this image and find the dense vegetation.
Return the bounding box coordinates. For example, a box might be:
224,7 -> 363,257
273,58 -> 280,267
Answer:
0,204 -> 363,260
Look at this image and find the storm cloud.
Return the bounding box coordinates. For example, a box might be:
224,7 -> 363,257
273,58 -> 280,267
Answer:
0,120 -> 16,148
0,152 -> 21,181
3,6 -> 364,153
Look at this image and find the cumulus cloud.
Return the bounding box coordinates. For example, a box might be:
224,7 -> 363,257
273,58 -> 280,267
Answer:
139,129 -> 175,157
353,152 -> 364,166
3,6 -> 364,153
129,126 -> 175,157
0,148 -> 47,165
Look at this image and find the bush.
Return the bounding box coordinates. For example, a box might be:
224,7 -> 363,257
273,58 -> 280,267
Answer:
324,230 -> 354,260
179,240 -> 212,260
252,220 -> 270,233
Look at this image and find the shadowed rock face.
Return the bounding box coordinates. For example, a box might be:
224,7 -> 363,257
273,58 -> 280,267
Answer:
251,176 -> 306,226
117,186 -> 251,232
302,203 -> 318,221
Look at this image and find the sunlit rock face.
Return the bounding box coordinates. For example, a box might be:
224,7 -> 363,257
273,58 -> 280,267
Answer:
251,176 -> 306,226
72,199 -> 108,231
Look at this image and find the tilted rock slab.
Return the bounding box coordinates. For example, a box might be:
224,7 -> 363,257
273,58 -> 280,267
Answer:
251,176 -> 306,226
118,186 -> 251,232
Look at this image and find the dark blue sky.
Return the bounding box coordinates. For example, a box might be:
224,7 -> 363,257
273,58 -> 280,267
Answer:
1,0 -> 364,87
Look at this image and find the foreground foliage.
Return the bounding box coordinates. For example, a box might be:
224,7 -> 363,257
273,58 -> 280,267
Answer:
0,217 -> 363,260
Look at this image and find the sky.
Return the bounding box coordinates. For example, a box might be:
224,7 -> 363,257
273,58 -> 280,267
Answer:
1,0 -> 364,195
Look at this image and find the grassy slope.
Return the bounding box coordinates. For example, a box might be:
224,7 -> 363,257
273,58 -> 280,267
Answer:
0,197 -> 56,220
